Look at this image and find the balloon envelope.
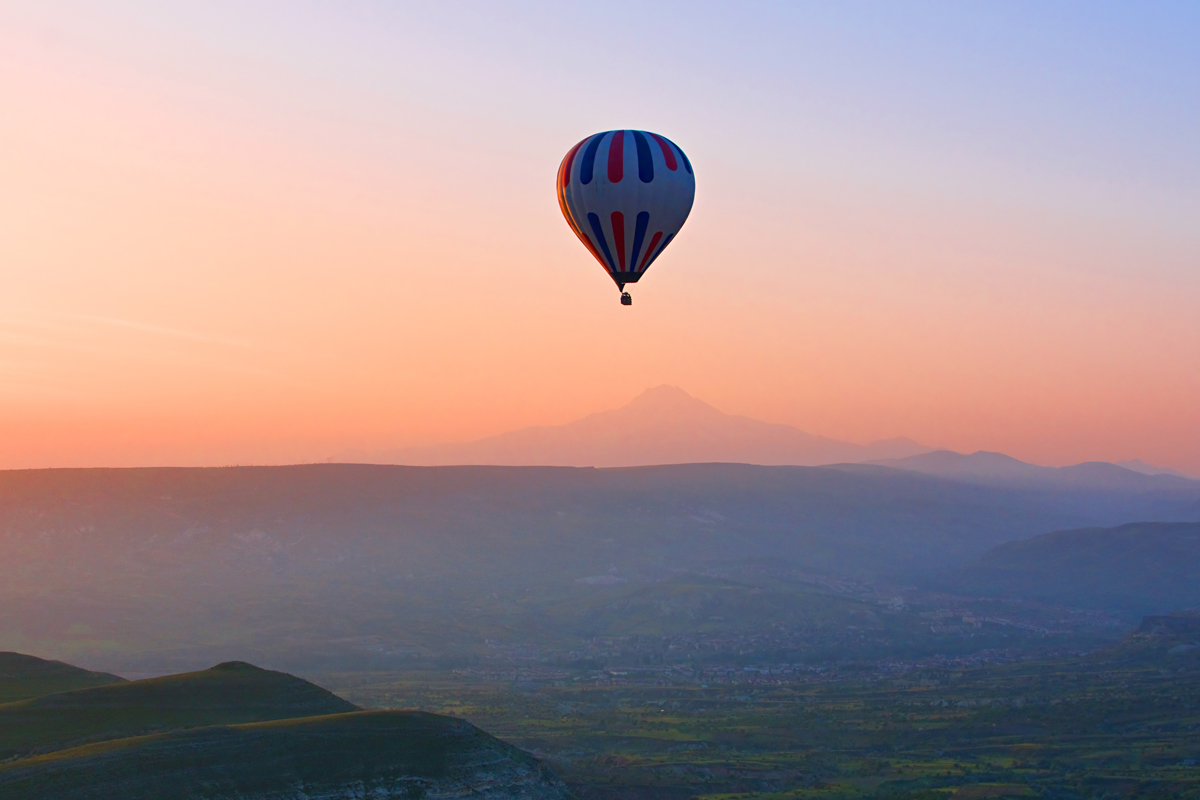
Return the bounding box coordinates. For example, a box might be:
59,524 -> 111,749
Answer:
557,130 -> 695,290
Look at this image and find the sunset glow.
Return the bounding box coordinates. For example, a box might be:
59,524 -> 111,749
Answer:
2,2 -> 1198,472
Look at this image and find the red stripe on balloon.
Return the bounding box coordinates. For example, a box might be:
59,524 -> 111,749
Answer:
638,231 -> 662,270
650,133 -> 677,171
607,131 -> 625,183
611,212 -> 626,271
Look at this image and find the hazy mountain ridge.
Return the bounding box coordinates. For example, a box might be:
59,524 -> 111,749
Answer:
3,462 -> 1198,672
877,449 -> 1200,489
1117,458 -> 1195,479
367,387 -> 1193,478
374,385 -> 932,467
873,450 -> 1200,522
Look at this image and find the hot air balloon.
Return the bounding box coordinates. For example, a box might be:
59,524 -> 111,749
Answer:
557,130 -> 695,305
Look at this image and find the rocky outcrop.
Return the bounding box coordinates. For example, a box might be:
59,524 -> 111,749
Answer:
1131,612 -> 1200,638
1104,612 -> 1200,663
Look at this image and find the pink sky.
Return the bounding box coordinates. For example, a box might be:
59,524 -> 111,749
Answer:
2,3 -> 1198,472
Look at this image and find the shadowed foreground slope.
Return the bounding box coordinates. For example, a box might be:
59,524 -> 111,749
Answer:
0,661 -> 357,759
0,652 -> 124,704
0,711 -> 571,800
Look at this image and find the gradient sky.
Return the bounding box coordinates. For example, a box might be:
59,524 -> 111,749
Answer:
2,1 -> 1198,472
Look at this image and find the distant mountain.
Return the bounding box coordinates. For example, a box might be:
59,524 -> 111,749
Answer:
375,385 -> 931,467
876,449 -> 1199,489
0,660 -> 357,760
0,710 -> 570,800
0,653 -> 124,705
874,450 -> 1200,521
1117,459 -> 1195,479
930,522 -> 1200,614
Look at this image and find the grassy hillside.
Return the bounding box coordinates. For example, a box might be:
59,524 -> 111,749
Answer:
0,711 -> 570,800
0,652 -> 123,704
0,660 -> 357,759
931,522 -> 1200,613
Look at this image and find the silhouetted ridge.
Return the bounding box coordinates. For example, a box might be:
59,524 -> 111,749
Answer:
209,660 -> 262,672
0,653 -> 124,705
21,661 -> 357,712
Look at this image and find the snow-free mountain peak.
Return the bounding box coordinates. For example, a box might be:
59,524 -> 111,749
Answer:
374,386 -> 931,468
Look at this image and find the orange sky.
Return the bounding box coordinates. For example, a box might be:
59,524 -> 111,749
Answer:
2,4 -> 1199,473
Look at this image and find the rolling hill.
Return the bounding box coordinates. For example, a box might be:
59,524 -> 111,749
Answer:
0,710 -> 570,800
930,522 -> 1200,614
0,654 -> 569,800
375,385 -> 931,466
0,652 -> 124,704
0,660 -> 357,759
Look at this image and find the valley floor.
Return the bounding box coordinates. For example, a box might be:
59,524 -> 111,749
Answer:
321,652 -> 1200,800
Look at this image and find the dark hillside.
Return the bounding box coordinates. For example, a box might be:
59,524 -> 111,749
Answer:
930,522 -> 1200,614
0,652 -> 124,704
0,661 -> 357,759
0,710 -> 570,800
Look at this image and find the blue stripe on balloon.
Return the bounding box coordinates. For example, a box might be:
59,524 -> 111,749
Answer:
632,131 -> 653,183
629,212 -> 650,271
643,232 -> 675,269
580,133 -> 607,185
666,137 -> 692,175
587,212 -> 617,271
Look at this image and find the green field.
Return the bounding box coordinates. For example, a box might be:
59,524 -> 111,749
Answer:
3,621 -> 1199,798
321,640 -> 1200,799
